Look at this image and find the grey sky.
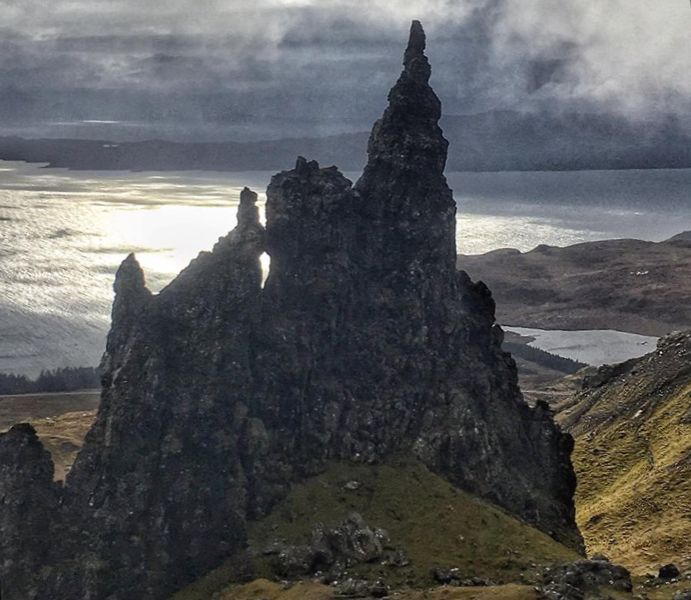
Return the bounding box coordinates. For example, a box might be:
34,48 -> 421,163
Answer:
0,0 -> 689,141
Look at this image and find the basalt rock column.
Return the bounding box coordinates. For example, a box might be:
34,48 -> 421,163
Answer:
350,21 -> 581,549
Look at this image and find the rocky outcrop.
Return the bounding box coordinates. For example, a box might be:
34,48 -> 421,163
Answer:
263,512 -> 403,580
541,559 -> 632,600
0,21 -> 581,599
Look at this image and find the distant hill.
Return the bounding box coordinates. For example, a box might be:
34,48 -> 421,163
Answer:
2,110 -> 690,172
460,233 -> 691,336
556,331 -> 691,574
0,133 -> 368,172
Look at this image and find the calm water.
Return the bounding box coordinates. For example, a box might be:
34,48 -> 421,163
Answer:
505,327 -> 659,367
1,161 -> 690,375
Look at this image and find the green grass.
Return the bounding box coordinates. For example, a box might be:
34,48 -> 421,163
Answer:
552,332 -> 691,575
248,456 -> 577,584
173,456 -> 577,599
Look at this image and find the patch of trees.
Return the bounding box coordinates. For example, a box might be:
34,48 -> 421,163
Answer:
0,367 -> 100,395
503,342 -> 586,374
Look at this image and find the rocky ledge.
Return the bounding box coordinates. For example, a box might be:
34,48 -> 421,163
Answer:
0,21 -> 581,600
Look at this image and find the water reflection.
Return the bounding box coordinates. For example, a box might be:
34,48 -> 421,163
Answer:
0,161 -> 689,375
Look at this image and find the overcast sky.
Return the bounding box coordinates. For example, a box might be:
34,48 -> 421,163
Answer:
1,0 -> 689,141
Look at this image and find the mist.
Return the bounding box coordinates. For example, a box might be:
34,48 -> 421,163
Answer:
0,0 -> 689,141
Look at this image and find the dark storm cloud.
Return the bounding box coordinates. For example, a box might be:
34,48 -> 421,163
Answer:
0,0 -> 688,141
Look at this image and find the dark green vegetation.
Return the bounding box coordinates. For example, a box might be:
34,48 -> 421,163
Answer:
172,457 -> 577,600
0,366 -> 99,395
502,341 -> 586,375
248,459 -> 577,585
174,457 -> 688,599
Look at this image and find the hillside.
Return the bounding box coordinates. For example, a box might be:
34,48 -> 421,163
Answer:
460,233 -> 691,337
557,331 -> 691,574
0,403 -> 681,600
173,457 -> 578,600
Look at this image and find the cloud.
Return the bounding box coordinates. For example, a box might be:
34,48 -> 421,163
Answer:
490,0 -> 691,115
0,0 -> 688,140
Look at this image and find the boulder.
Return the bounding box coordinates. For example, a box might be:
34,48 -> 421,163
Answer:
660,564 -> 682,580
542,559 -> 632,600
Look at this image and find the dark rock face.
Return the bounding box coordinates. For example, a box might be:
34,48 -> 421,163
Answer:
0,424 -> 58,600
0,22 -> 581,599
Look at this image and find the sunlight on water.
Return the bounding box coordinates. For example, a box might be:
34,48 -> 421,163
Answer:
1,160 -> 689,375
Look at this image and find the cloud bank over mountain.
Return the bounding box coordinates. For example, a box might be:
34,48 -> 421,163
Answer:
1,0 -> 689,140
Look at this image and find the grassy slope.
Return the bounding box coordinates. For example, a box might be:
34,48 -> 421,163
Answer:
247,458 -> 577,583
174,457 -> 577,600
557,333 -> 691,574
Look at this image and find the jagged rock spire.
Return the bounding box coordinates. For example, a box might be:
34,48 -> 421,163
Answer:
103,253 -> 151,373
0,22 -> 582,600
0,424 -> 58,599
355,20 -> 455,275
403,20 -> 431,84
237,186 -> 260,228
265,156 -> 354,273
113,253 -> 149,299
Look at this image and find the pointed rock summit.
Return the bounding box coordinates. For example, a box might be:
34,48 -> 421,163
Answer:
404,20 -> 432,84
0,22 -> 582,600
102,253 -> 151,374
237,186 -> 260,228
356,20 -> 455,282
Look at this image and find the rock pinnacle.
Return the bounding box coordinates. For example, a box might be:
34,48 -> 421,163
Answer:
237,186 -> 260,228
404,20 -> 431,84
